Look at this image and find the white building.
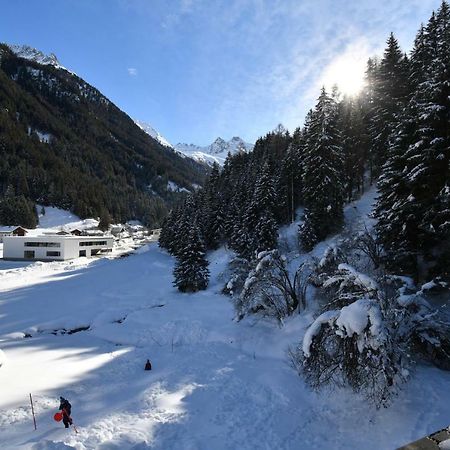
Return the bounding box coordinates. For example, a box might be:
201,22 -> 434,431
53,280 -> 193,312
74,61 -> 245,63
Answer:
2,235 -> 114,261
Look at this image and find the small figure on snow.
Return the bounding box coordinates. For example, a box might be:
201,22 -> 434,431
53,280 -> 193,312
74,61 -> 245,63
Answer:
59,396 -> 73,429
144,359 -> 152,371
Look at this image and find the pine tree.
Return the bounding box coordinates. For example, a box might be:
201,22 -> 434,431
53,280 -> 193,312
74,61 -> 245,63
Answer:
158,209 -> 176,252
339,95 -> 369,201
254,161 -> 276,213
0,195 -> 37,228
375,2 -> 450,280
98,208 -> 111,231
433,184 -> 450,273
173,222 -> 210,292
255,210 -> 278,254
202,163 -> 224,249
298,209 -> 318,251
277,128 -> 304,223
300,88 -> 345,247
369,33 -> 409,179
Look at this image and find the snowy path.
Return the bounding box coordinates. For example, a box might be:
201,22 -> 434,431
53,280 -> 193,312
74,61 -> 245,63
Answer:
1,196 -> 450,449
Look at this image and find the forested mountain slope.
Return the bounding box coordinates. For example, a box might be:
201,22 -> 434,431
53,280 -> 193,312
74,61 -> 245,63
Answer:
0,44 -> 206,227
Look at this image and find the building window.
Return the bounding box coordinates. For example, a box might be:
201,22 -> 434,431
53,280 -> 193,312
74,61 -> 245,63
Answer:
79,250 -> 86,257
24,250 -> 35,259
46,251 -> 61,257
79,241 -> 107,247
24,242 -> 61,247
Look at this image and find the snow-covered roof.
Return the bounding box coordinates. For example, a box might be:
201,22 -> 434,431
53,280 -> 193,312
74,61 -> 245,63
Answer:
0,226 -> 18,233
0,226 -> 27,233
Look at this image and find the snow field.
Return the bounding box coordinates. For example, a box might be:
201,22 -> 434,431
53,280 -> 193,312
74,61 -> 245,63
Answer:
0,191 -> 449,449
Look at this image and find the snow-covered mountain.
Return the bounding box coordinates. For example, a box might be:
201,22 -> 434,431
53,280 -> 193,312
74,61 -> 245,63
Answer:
7,44 -> 70,72
174,136 -> 253,166
135,120 -> 172,148
135,120 -> 253,166
175,137 -> 253,166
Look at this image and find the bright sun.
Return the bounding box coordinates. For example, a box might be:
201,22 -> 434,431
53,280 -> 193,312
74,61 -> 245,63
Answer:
320,43 -> 369,97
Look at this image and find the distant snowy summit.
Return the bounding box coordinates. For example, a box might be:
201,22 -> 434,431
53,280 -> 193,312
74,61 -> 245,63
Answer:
135,120 -> 253,166
176,136 -> 253,166
177,136 -> 253,157
6,44 -> 70,72
135,120 -> 172,148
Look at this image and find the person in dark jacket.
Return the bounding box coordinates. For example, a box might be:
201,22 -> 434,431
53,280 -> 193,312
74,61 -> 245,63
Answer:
59,397 -> 73,428
144,359 -> 152,370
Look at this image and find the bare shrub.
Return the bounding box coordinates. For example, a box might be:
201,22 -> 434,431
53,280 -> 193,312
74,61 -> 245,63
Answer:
235,250 -> 311,323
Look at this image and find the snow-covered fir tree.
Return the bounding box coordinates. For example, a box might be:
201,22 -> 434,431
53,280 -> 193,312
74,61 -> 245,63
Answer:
375,1 -> 450,280
368,33 -> 409,180
339,95 -> 369,201
201,163 -> 224,250
300,88 -> 345,250
277,128 -> 304,223
173,221 -> 210,292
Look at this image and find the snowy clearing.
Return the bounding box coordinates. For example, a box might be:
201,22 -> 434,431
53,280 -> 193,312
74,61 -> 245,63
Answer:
0,190 -> 449,449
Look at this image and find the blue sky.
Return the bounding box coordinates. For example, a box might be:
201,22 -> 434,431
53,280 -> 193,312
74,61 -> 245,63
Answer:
0,0 -> 442,145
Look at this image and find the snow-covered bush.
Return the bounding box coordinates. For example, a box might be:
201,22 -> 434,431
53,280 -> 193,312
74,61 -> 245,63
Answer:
290,268 -> 450,408
320,263 -> 379,310
222,257 -> 252,297
397,288 -> 450,371
309,245 -> 347,287
235,250 -> 310,323
291,298 -> 408,408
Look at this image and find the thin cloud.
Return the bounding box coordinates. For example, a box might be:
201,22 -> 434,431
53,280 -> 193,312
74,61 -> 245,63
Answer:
208,0 -> 441,140
118,0 -> 442,143
127,67 -> 138,76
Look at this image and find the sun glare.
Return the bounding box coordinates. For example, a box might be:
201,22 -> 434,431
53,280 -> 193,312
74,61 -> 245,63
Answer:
320,42 -> 370,97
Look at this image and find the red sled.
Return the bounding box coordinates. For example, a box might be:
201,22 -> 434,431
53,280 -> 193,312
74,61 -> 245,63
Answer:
54,412 -> 63,422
